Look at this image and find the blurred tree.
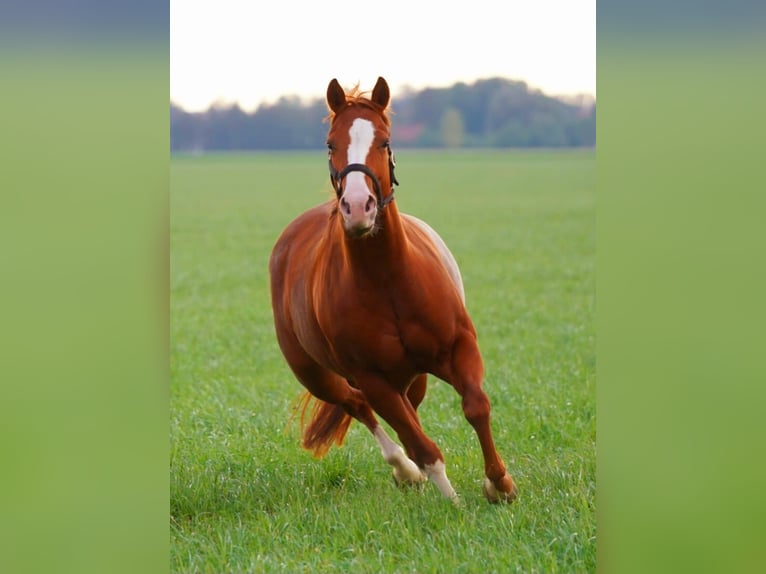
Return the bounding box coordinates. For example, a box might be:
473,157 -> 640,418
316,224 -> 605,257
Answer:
440,108 -> 465,148
170,78 -> 595,151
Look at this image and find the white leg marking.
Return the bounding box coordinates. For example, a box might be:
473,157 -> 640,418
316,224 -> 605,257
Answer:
372,426 -> 425,483
424,460 -> 459,502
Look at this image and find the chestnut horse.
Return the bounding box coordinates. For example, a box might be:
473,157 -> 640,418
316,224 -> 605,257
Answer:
269,77 -> 516,503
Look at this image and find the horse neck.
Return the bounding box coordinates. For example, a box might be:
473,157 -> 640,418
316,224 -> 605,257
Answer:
340,201 -> 407,277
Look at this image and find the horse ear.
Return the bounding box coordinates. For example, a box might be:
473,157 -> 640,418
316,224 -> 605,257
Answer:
371,76 -> 390,109
326,79 -> 346,113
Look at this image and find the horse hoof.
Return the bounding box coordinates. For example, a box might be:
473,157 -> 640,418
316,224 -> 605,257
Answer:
482,474 -> 517,503
392,467 -> 426,486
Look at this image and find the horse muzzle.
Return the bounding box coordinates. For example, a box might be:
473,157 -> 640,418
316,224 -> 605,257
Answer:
339,177 -> 378,236
328,157 -> 397,237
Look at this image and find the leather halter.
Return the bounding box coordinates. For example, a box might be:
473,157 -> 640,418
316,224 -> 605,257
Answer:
328,144 -> 399,209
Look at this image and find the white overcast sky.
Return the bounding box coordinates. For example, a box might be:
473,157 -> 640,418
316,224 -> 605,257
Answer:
171,0 -> 595,112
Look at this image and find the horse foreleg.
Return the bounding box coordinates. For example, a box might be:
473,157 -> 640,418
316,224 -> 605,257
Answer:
338,391 -> 425,485
448,334 -> 518,503
464,383 -> 517,503
398,373 -> 427,461
406,373 -> 428,411
358,374 -> 459,502
370,425 -> 425,485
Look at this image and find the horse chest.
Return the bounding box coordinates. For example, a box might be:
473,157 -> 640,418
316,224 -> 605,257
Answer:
317,292 -> 449,377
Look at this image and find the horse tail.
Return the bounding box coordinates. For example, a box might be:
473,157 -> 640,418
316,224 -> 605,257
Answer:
292,391 -> 353,458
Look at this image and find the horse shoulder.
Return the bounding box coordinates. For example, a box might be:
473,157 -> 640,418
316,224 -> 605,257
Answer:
401,214 -> 465,303
270,202 -> 337,348
384,215 -> 475,368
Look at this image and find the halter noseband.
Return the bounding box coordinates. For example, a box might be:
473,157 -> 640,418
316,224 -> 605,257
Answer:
328,144 -> 399,209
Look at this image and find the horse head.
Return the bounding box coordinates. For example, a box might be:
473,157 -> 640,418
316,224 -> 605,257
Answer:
325,76 -> 399,238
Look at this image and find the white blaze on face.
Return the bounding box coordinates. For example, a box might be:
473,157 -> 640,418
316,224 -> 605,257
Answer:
344,118 -> 375,199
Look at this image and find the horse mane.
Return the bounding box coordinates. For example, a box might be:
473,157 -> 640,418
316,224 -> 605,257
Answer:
324,83 -> 392,125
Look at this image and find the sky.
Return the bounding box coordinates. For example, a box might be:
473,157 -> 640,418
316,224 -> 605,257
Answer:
171,0 -> 595,112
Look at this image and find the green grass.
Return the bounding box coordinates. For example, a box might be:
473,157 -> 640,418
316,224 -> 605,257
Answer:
170,149 -> 595,573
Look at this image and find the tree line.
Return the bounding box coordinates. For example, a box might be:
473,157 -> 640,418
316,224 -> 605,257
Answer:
171,77 -> 595,152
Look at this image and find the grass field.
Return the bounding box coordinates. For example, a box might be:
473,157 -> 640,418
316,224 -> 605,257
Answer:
170,149 -> 595,573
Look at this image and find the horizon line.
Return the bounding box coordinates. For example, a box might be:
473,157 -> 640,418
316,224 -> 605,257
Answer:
171,75 -> 597,114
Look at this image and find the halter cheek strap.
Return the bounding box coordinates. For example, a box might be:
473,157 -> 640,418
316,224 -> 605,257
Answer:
328,145 -> 399,209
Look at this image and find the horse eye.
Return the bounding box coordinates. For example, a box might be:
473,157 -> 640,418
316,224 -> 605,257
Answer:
326,143 -> 334,152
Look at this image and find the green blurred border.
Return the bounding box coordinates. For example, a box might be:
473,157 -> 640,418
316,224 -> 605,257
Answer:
597,11 -> 766,574
0,21 -> 169,574
3,3 -> 766,573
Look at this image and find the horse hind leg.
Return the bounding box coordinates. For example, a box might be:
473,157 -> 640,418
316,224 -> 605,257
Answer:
274,324 -> 360,456
288,363 -> 367,458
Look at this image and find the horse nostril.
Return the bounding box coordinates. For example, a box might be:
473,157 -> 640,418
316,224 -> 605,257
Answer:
340,197 -> 351,215
364,195 -> 376,214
